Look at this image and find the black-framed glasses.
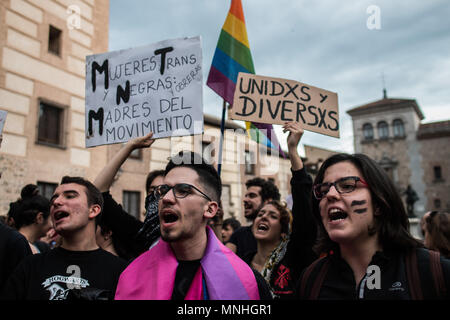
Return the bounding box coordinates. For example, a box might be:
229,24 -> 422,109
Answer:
147,186 -> 158,195
155,183 -> 212,202
313,176 -> 368,200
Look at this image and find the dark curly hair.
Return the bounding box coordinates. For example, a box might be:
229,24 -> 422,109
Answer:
265,200 -> 292,235
10,184 -> 50,230
245,177 -> 280,202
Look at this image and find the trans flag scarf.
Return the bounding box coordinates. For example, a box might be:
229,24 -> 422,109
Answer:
115,227 -> 260,300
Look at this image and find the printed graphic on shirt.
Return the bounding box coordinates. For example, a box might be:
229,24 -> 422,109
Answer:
273,264 -> 293,294
41,265 -> 89,300
389,281 -> 405,292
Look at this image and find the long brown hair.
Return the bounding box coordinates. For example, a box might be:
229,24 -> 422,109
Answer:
312,153 -> 422,255
426,212 -> 450,258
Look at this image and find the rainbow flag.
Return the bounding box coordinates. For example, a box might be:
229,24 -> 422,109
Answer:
207,0 -> 284,156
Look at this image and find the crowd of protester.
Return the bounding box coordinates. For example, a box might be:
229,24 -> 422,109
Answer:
0,123 -> 449,301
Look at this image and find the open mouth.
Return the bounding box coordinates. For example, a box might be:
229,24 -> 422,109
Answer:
163,213 -> 178,223
161,209 -> 179,224
328,208 -> 348,221
54,211 -> 69,220
256,223 -> 269,232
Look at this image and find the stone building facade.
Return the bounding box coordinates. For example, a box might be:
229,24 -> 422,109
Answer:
0,0 -> 110,212
0,0 -> 292,224
347,94 -> 450,237
303,144 -> 338,180
416,121 -> 450,213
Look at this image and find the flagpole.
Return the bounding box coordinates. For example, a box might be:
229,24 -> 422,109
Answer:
217,99 -> 227,177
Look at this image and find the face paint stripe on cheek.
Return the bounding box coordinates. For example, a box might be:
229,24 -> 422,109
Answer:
351,200 -> 367,206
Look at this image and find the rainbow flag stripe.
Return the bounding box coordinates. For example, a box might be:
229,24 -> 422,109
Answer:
207,0 -> 254,105
207,0 -> 284,156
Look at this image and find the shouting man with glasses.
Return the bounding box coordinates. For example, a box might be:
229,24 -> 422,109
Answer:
115,151 -> 271,300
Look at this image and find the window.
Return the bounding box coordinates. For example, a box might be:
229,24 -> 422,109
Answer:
123,191 -> 141,219
244,150 -> 255,175
383,167 -> 394,182
377,121 -> 389,139
363,123 -> 374,140
37,101 -> 64,146
222,184 -> 231,207
48,25 -> 62,56
393,119 -> 405,137
434,199 -> 441,209
37,181 -> 58,201
434,166 -> 442,180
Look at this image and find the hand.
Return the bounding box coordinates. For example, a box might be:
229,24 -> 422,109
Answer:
283,121 -> 304,150
127,132 -> 155,150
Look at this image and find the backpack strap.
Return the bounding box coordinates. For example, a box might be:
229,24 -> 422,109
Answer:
299,256 -> 330,300
310,258 -> 330,300
429,250 -> 446,298
405,249 -> 423,300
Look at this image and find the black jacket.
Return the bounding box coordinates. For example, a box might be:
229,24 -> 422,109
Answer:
297,247 -> 450,300
0,223 -> 32,291
244,168 -> 318,299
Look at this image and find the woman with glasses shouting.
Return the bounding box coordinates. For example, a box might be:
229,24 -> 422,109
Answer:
297,153 -> 450,300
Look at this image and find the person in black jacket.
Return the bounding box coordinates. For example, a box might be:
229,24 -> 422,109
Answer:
94,132 -> 164,260
0,223 -> 32,292
297,153 -> 450,300
244,121 -> 317,299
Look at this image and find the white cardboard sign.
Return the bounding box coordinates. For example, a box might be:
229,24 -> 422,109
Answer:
85,36 -> 203,147
230,73 -> 339,138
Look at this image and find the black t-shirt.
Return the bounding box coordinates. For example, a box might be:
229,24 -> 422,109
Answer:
1,247 -> 127,300
171,260 -> 201,300
170,259 -> 272,300
228,225 -> 257,260
0,223 -> 32,291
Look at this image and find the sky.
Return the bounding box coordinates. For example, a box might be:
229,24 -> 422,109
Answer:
109,0 -> 450,155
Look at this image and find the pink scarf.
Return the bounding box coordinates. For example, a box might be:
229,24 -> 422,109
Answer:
115,227 -> 260,300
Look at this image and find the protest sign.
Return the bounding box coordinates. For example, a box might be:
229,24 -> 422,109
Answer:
229,73 -> 339,138
0,110 -> 7,135
85,36 -> 203,147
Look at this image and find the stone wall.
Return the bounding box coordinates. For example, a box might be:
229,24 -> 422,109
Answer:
419,135 -> 450,212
